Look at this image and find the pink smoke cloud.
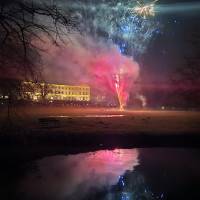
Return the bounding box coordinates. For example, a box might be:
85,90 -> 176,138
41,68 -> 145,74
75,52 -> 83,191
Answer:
37,35 -> 139,105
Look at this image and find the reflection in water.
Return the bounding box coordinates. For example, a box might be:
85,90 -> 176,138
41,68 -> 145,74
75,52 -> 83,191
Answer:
19,149 -> 139,200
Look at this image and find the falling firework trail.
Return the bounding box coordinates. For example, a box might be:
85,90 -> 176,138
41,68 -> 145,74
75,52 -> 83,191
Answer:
115,74 -> 123,110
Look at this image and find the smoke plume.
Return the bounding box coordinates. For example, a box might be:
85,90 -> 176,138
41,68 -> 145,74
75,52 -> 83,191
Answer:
39,34 -> 140,104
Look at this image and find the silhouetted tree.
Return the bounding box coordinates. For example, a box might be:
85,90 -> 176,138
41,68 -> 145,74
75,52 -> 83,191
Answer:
38,82 -> 50,103
22,81 -> 50,103
0,79 -> 22,127
0,0 -> 77,128
0,0 -> 76,80
172,26 -> 200,108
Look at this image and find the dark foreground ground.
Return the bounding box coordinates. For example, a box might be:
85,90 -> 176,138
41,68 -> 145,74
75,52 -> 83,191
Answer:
0,106 -> 200,161
0,107 -> 200,200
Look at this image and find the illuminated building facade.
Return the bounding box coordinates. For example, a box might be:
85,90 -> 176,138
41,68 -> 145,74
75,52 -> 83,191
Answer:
23,82 -> 90,102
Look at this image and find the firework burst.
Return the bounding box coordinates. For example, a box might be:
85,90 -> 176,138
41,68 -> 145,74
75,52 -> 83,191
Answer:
66,0 -> 160,56
131,0 -> 158,19
52,0 -> 161,109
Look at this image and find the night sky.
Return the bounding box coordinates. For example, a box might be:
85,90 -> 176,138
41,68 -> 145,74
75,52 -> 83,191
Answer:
1,0 -> 200,106
141,0 -> 200,84
58,0 -> 200,85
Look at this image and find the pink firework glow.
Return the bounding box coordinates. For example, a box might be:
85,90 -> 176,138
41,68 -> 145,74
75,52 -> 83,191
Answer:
91,49 -> 139,109
39,36 -> 140,108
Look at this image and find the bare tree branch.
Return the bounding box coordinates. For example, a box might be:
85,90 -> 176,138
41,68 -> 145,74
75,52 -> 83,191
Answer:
0,0 -> 77,80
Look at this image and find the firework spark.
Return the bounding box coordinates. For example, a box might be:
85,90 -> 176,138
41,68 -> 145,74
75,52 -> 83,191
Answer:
131,0 -> 158,18
66,0 -> 160,55
115,74 -> 124,110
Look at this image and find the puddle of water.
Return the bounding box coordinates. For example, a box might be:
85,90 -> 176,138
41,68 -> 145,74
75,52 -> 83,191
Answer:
19,149 -> 138,200
1,148 -> 200,200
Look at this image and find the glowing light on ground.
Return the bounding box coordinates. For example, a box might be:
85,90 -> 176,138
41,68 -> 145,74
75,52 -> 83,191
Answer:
49,114 -> 125,118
